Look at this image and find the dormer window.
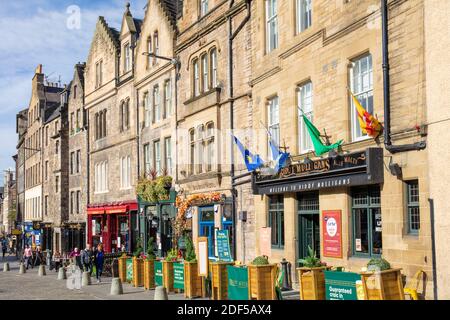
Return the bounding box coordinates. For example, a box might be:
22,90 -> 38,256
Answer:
124,42 -> 131,72
95,60 -> 103,88
153,31 -> 159,65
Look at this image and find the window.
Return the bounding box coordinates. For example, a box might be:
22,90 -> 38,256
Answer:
164,137 -> 172,176
120,156 -> 131,189
350,54 -> 373,141
193,59 -> 200,97
76,191 -> 81,214
210,48 -> 218,88
45,126 -> 49,146
45,161 -> 48,181
102,110 -> 107,137
267,96 -> 280,156
153,140 -> 161,175
205,123 -> 214,172
164,80 -> 172,118
95,109 -> 107,140
268,195 -> 284,248
95,60 -> 103,88
200,0 -> 209,16
406,180 -> 420,233
147,37 -> 152,67
124,43 -> 131,72
76,109 -> 81,130
266,0 -> 278,53
44,196 -> 48,216
76,150 -> 81,174
189,129 -> 195,175
70,113 -> 75,133
120,100 -> 130,131
352,186 -> 382,257
70,191 -> 74,214
144,92 -> 151,127
153,31 -> 159,65
298,82 -> 313,153
196,125 -> 204,174
55,140 -> 59,154
144,144 -> 151,175
55,175 -> 59,193
70,151 -> 75,175
153,86 -> 161,123
201,54 -> 209,93
296,0 -> 312,33
73,85 -> 77,99
95,161 -> 108,193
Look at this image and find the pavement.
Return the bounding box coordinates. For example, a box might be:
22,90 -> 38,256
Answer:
0,255 -> 300,300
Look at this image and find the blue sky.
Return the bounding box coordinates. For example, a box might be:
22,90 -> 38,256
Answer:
0,0 -> 147,172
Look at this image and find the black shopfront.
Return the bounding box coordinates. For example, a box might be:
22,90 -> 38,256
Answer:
252,147 -> 384,260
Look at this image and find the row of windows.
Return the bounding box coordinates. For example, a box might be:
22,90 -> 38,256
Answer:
143,79 -> 172,127
266,53 -> 373,156
192,48 -> 218,98
266,0 -> 312,53
144,137 -> 172,177
93,157 -> 134,193
70,190 -> 82,215
94,109 -> 107,140
25,196 -> 41,220
267,181 -> 421,256
189,123 -> 215,175
70,150 -> 82,175
70,108 -> 83,134
25,162 -> 41,189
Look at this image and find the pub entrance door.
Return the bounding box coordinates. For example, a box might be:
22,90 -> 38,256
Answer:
297,192 -> 320,262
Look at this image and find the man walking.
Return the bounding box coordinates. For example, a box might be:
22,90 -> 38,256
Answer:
81,244 -> 93,275
24,245 -> 32,269
1,239 -> 7,260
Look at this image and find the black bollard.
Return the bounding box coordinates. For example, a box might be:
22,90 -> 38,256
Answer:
280,258 -> 292,291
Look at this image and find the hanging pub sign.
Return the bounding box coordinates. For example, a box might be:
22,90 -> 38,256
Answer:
252,148 -> 384,195
322,210 -> 342,258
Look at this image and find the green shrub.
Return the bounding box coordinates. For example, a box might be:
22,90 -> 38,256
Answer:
252,256 -> 270,265
297,246 -> 322,268
367,258 -> 391,271
184,236 -> 197,263
166,248 -> 178,262
133,237 -> 143,258
146,237 -> 156,260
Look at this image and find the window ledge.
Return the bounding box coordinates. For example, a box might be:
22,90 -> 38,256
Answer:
184,87 -> 221,105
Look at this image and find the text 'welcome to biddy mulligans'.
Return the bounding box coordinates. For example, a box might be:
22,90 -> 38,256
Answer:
177,304 -> 272,318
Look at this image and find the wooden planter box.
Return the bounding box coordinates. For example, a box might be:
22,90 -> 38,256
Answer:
162,260 -> 175,293
248,264 -> 278,300
132,257 -> 144,287
360,268 -> 405,300
297,267 -> 330,300
184,261 -> 203,299
118,256 -> 128,283
143,259 -> 156,290
211,261 -> 234,300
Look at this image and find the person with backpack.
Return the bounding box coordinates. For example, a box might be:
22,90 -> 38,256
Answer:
81,244 -> 94,275
94,243 -> 105,283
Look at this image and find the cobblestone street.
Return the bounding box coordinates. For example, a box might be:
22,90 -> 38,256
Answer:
0,256 -> 187,300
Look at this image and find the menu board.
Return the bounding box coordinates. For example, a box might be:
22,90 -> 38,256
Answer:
216,230 -> 233,262
198,237 -> 209,277
322,210 -> 343,258
173,262 -> 185,290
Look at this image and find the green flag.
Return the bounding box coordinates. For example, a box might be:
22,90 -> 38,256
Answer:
302,115 -> 343,156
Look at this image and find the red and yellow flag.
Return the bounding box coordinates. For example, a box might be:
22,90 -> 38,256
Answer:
350,91 -> 383,138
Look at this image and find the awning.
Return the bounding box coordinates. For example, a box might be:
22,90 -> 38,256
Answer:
87,201 -> 138,215
105,206 -> 128,214
87,208 -> 105,215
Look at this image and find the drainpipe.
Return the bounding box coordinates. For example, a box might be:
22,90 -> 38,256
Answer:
381,0 -> 426,154
229,0 -> 252,261
428,198 -> 438,300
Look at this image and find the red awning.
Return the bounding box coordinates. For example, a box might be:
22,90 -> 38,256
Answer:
105,206 -> 128,214
87,201 -> 138,215
87,208 -> 105,215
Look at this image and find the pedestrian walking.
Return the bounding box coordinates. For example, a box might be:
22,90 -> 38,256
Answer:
94,243 -> 105,283
24,245 -> 33,269
81,244 -> 94,275
69,247 -> 83,270
1,239 -> 7,260
52,250 -> 62,272
33,246 -> 43,267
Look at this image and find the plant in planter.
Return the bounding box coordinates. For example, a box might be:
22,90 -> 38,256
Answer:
133,237 -> 144,258
248,256 -> 277,300
143,237 -> 156,290
132,237 -> 145,287
360,257 -> 404,300
161,248 -> 178,293
297,246 -> 329,300
183,236 -> 202,298
137,171 -> 173,203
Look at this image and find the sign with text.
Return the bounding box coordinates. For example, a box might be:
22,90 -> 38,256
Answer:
324,271 -> 361,300
216,230 -> 233,262
173,262 -> 185,290
154,261 -> 163,286
322,210 -> 342,258
227,266 -> 249,300
197,237 -> 209,277
259,227 -> 272,257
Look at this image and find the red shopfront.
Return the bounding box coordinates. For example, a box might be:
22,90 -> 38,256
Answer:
87,201 -> 138,253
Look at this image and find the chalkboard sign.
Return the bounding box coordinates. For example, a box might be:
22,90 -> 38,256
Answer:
324,271 -> 361,300
154,261 -> 163,286
126,259 -> 133,282
216,230 -> 232,262
173,262 -> 185,290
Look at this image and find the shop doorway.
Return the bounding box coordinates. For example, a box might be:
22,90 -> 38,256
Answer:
199,206 -> 215,258
297,192 -> 320,262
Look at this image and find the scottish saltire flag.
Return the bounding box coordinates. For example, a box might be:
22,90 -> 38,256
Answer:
233,136 -> 264,172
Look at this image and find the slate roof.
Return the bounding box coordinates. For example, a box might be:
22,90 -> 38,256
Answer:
160,0 -> 178,30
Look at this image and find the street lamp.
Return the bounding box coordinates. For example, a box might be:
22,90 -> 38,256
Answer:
142,52 -> 179,66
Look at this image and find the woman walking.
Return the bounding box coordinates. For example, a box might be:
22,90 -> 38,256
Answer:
94,243 -> 104,283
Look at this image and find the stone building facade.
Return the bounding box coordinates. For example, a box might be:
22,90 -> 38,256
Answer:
250,0 -> 433,298
175,0 -> 255,262
84,6 -> 141,253
65,63 -> 88,252
15,109 -> 28,236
